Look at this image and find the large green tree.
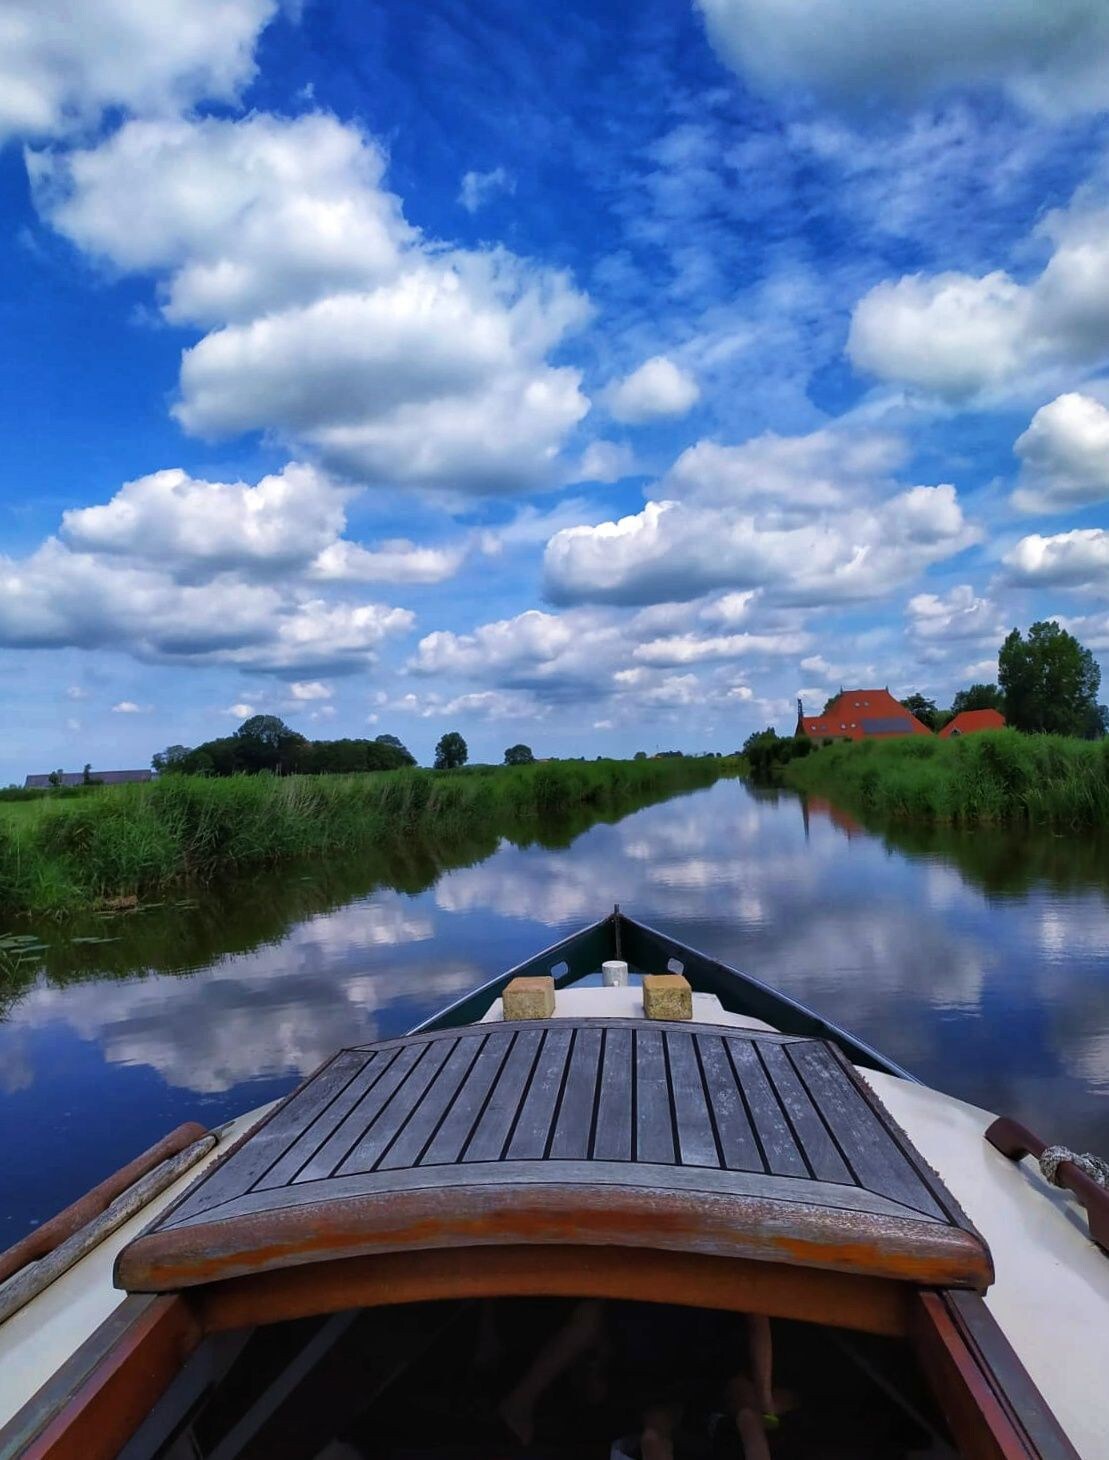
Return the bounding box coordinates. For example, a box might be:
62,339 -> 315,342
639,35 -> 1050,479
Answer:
950,683 -> 1003,716
504,744 -> 534,765
151,744 -> 191,773
900,693 -> 940,730
374,734 -> 415,766
998,622 -> 1102,736
434,731 -> 468,769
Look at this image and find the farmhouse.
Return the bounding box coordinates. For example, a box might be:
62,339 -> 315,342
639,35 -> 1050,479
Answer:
24,769 -> 154,789
796,689 -> 932,742
939,708 -> 1007,738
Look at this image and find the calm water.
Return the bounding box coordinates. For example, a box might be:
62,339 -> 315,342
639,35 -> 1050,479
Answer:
1,778 -> 1107,1239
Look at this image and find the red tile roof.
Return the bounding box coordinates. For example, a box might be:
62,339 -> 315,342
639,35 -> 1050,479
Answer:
797,688 -> 933,741
938,708 -> 1006,738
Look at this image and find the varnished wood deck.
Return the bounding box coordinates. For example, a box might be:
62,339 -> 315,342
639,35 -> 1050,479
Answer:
115,1021 -> 992,1295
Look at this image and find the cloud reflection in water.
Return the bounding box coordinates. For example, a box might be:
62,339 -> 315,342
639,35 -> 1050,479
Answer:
1,778 -> 1106,1235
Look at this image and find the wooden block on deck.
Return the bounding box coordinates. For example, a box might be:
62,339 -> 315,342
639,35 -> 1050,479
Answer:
503,976 -> 555,1021
643,973 -> 692,1021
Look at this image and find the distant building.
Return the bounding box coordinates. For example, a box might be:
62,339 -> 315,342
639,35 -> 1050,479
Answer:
796,689 -> 932,742
938,708 -> 1006,738
24,769 -> 154,789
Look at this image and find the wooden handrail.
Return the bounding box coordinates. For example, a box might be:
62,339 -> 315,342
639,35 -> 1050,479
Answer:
985,1116 -> 1108,1255
0,1122 -> 210,1286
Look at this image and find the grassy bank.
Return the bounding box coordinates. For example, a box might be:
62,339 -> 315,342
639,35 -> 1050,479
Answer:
0,757 -> 740,917
785,730 -> 1109,826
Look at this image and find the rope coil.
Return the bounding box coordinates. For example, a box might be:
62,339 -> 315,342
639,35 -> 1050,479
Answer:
1039,1145 -> 1109,1190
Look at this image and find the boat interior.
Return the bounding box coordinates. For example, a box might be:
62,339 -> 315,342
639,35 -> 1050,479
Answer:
124,1295 -> 964,1459
2,911 -> 1095,1460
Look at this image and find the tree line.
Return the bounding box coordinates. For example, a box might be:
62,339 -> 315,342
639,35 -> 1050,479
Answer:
152,718 -> 540,776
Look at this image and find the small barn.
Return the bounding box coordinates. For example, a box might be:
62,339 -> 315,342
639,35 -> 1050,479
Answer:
796,689 -> 932,742
938,708 -> 1006,738
23,770 -> 154,789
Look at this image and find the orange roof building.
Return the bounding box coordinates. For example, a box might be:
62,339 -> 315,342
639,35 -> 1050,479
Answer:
796,689 -> 933,741
938,708 -> 1006,738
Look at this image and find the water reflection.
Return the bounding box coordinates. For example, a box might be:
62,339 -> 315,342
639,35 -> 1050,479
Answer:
1,778 -> 1106,1238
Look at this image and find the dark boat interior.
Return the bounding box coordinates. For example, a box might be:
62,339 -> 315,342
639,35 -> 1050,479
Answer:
135,1297 -> 958,1460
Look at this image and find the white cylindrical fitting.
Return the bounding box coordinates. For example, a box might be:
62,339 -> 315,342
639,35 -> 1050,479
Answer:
601,959 -> 629,987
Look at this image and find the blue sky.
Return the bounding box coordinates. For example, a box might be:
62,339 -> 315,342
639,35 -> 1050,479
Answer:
2,0 -> 1109,780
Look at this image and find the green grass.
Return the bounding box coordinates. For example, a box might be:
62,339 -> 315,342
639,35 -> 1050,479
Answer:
0,757 -> 742,917
785,730 -> 1109,826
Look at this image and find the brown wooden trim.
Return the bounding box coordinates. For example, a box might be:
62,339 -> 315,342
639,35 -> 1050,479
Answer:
912,1291 -> 1079,1460
0,1123 -> 209,1285
195,1244 -> 911,1337
942,1292 -> 1081,1460
986,1116 -> 1109,1254
0,1295 -> 200,1460
116,1176 -> 992,1294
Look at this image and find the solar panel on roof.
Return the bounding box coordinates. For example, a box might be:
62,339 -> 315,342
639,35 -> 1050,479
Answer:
861,716 -> 914,733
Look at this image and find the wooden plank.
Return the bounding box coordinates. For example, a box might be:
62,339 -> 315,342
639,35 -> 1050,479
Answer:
4,1296 -> 199,1460
339,1038 -> 457,1175
942,1292 -> 1081,1460
139,1158 -> 931,1225
761,1040 -> 852,1184
254,1050 -> 394,1189
123,1167 -> 987,1293
0,1122 -> 209,1285
634,1026 -> 676,1164
290,1044 -> 429,1185
166,1052 -> 369,1224
0,1136 -> 214,1326
549,1026 -> 604,1160
592,1026 -> 633,1161
198,1245 -> 911,1340
666,1030 -> 720,1168
789,1043 -> 944,1218
725,1037 -> 807,1178
912,1292 -> 1037,1460
376,1035 -> 487,1171
421,1030 -> 514,1165
463,1030 -> 543,1163
695,1034 -> 762,1172
505,1027 -> 573,1160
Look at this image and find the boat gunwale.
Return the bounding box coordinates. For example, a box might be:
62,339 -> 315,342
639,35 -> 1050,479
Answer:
414,909 -> 916,1080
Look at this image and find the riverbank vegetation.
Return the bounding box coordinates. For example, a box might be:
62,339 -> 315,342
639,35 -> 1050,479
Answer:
0,755 -> 741,917
785,730 -> 1109,826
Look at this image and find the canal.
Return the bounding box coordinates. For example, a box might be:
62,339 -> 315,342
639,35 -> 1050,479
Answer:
1,775 -> 1106,1239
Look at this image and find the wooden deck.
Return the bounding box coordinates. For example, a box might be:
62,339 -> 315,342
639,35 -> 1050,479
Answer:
115,1020 -> 992,1298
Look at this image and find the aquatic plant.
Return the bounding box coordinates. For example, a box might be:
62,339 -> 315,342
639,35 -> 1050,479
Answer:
0,757 -> 741,917
785,730 -> 1109,827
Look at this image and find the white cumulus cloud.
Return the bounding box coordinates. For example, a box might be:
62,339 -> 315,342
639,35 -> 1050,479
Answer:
848,190 -> 1109,400
308,539 -> 464,585
605,356 -> 699,424
0,0 -> 275,144
32,112 -> 591,493
1004,529 -> 1109,591
0,531 -> 415,675
61,461 -> 345,579
695,0 -> 1109,118
544,428 -> 978,608
906,585 -> 1004,643
1013,392 -> 1109,513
